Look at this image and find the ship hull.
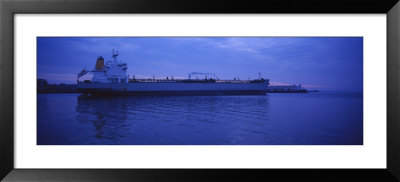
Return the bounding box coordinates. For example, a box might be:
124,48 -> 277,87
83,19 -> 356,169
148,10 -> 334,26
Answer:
78,82 -> 269,96
77,90 -> 267,96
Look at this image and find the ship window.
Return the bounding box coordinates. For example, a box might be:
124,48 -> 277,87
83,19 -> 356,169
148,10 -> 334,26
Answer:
109,78 -> 118,83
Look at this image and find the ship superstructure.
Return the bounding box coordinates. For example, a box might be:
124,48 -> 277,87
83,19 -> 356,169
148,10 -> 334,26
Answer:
78,50 -> 128,84
77,50 -> 270,96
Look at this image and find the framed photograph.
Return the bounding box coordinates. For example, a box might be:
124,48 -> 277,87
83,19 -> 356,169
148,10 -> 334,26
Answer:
1,0 -> 400,181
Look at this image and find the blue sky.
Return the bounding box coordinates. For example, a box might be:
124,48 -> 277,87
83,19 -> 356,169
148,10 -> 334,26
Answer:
37,37 -> 363,92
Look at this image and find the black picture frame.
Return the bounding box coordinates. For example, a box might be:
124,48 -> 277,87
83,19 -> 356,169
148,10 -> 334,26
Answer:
1,0 -> 399,181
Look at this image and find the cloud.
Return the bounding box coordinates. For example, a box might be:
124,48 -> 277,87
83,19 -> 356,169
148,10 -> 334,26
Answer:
215,38 -> 258,53
63,38 -> 140,56
166,37 -> 312,62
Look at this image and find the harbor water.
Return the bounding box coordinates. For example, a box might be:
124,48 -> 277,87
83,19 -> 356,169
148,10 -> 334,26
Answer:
37,92 -> 363,145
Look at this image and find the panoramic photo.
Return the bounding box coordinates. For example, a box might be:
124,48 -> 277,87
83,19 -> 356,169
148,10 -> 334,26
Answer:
37,37 -> 363,145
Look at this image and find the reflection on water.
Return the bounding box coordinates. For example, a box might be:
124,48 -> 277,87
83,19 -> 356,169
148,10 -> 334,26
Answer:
37,93 -> 362,145
76,96 -> 130,142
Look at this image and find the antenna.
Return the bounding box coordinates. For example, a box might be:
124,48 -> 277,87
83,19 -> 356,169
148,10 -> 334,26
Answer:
258,72 -> 261,80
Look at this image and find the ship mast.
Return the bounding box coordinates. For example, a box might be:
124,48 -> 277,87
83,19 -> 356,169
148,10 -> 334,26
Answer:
112,49 -> 119,62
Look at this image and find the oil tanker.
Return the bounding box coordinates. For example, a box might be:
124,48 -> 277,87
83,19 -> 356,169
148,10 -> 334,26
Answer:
77,50 -> 270,96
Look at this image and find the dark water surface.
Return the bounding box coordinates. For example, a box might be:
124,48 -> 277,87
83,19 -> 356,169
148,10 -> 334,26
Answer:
37,92 -> 363,145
